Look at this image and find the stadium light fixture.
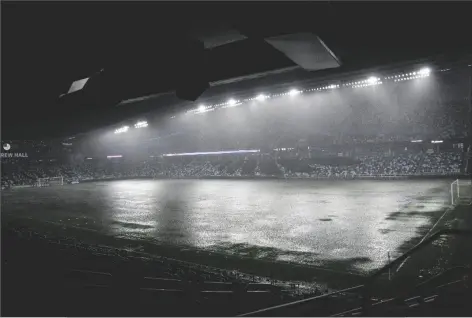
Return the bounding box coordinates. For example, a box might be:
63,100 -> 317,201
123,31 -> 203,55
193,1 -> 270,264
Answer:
288,89 -> 300,96
411,140 -> 423,143
107,155 -> 123,158
114,126 -> 129,134
418,67 -> 431,76
367,77 -> 378,85
256,94 -> 267,101
134,121 -> 148,129
431,140 -> 443,144
227,99 -> 237,106
198,104 -> 206,112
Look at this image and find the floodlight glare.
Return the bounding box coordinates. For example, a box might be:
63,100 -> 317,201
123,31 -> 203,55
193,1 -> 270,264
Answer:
418,67 -> 431,76
227,99 -> 237,106
114,126 -> 129,134
198,105 -> 206,112
256,94 -> 266,101
367,77 -> 378,85
134,121 -> 148,128
289,89 -> 300,96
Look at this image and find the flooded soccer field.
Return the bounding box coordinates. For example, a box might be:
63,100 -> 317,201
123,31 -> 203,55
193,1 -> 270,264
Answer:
1,178 -> 452,274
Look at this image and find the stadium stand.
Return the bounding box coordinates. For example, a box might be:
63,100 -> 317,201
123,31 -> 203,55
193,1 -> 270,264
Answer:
1,150 -> 466,189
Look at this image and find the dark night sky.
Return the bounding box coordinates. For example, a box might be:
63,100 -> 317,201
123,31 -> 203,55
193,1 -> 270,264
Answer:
2,1 -> 472,140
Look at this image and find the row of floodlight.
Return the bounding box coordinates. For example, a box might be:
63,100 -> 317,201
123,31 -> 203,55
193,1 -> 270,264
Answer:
134,121 -> 148,129
114,126 -> 129,134
193,78 -> 372,114
190,68 -> 431,115
387,67 -> 431,82
113,67 -> 432,132
393,74 -> 429,82
114,121 -> 148,134
306,85 -> 340,92
190,71 -> 425,115
344,76 -> 381,87
190,89 -> 304,114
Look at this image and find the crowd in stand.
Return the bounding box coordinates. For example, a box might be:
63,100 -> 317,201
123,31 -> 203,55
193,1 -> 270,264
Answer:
1,151 -> 464,189
418,152 -> 462,174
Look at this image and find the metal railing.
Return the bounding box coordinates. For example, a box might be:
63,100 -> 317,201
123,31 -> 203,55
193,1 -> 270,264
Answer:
238,285 -> 364,317
361,228 -> 472,314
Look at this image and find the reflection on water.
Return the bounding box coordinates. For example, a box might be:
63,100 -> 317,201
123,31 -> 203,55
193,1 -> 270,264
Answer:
1,179 -> 451,272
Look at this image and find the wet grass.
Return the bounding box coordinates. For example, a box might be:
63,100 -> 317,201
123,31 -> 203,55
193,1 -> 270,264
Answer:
110,220 -> 154,230
385,210 -> 428,221
2,199 -> 468,298
370,204 -> 472,297
2,215 -> 366,290
208,243 -> 305,261
378,228 -> 395,235
392,207 -> 449,255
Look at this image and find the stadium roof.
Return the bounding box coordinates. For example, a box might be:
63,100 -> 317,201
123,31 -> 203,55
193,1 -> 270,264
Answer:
2,1 -> 472,140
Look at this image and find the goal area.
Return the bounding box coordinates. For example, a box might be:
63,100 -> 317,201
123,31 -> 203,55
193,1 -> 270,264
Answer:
451,179 -> 472,206
36,177 -> 64,187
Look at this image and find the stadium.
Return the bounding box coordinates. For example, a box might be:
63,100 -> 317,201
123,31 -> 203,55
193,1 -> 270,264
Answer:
2,2 -> 472,317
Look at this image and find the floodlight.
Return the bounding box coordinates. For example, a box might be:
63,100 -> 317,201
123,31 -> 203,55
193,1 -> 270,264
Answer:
256,94 -> 267,101
134,121 -> 148,128
418,67 -> 431,76
367,77 -> 378,85
114,126 -> 129,134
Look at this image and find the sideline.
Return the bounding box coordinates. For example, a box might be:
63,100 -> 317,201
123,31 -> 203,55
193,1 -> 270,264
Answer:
395,205 -> 453,273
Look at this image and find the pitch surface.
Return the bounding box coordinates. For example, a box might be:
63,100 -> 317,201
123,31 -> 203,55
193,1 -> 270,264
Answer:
1,179 -> 451,273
